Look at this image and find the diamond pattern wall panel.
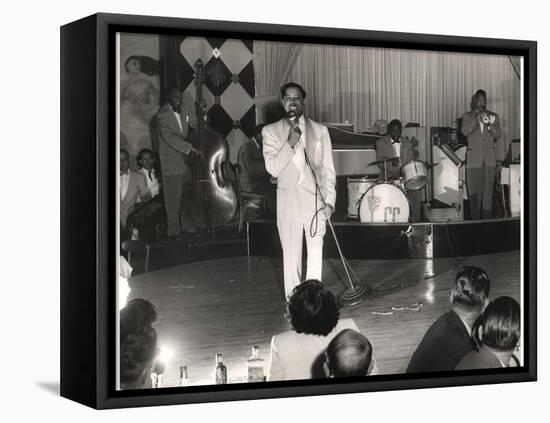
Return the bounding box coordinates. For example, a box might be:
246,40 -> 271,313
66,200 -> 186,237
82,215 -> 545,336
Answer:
222,83 -> 254,121
174,36 -> 256,162
204,57 -> 232,96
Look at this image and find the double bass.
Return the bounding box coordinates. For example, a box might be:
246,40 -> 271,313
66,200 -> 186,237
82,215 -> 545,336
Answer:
182,59 -> 238,231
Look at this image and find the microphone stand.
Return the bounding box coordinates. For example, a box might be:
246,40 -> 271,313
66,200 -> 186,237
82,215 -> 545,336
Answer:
302,145 -> 371,306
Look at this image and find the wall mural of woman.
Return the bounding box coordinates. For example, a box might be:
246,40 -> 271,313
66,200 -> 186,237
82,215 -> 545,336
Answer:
120,55 -> 160,163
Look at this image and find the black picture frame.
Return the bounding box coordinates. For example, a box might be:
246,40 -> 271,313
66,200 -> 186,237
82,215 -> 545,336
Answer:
60,12 -> 537,409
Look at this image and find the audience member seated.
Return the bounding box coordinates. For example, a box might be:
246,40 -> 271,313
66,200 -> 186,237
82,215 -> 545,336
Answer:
267,280 -> 364,381
120,298 -> 158,337
324,329 -> 376,378
406,266 -> 491,373
128,148 -> 166,241
456,296 -> 520,370
137,148 -> 161,199
119,256 -> 133,311
238,123 -> 276,216
120,149 -> 151,239
120,298 -> 158,389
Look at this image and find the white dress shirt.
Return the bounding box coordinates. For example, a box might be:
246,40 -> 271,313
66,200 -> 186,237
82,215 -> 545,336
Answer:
120,171 -> 130,201
392,139 -> 401,160
172,109 -> 183,133
291,116 -> 306,184
139,167 -> 160,198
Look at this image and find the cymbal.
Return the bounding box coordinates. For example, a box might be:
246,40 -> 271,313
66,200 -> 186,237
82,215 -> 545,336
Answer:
366,157 -> 399,167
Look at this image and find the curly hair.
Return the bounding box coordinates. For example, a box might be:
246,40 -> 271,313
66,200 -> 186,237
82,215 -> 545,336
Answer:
287,280 -> 340,336
120,326 -> 158,387
452,266 -> 491,312
474,296 -> 520,352
120,298 -> 158,338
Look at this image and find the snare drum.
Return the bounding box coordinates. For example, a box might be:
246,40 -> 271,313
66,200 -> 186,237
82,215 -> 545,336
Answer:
401,160 -> 428,191
359,183 -> 410,223
347,177 -> 378,218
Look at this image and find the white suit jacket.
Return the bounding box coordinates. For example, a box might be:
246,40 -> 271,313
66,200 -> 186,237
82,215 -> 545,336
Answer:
262,117 -> 336,224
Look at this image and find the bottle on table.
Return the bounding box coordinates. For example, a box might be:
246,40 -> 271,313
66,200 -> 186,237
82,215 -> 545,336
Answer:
214,353 -> 227,384
151,358 -> 166,388
247,346 -> 265,383
179,365 -> 189,386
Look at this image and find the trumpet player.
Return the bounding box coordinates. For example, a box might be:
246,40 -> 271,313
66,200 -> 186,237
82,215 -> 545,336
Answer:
461,89 -> 501,219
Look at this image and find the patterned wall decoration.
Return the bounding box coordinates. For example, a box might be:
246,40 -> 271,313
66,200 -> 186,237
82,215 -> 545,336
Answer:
160,36 -> 255,164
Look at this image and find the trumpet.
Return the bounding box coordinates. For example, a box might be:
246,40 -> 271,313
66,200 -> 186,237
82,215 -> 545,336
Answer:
479,111 -> 496,125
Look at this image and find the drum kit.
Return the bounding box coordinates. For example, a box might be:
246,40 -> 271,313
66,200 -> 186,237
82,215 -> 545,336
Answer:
347,157 -> 433,223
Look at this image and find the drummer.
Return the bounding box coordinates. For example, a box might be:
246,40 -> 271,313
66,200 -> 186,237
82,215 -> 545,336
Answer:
375,119 -> 422,222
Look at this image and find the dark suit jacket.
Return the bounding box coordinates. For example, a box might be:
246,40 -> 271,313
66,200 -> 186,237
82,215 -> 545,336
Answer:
460,110 -> 501,168
375,135 -> 418,179
406,309 -> 475,373
120,171 -> 151,230
156,103 -> 196,176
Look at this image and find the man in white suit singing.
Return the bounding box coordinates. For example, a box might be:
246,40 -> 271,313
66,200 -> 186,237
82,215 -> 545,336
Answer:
262,82 -> 336,298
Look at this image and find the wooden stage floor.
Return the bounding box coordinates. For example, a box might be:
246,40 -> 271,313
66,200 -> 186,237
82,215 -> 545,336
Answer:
127,250 -> 521,387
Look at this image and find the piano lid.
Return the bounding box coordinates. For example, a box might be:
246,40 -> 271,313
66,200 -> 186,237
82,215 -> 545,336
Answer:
326,126 -> 380,150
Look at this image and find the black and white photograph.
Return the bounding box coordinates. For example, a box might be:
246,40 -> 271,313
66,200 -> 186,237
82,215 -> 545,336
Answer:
5,0 -> 548,420
116,30 -> 526,390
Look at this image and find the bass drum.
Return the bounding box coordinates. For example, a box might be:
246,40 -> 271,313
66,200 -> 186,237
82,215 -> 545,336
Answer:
359,183 -> 410,223
347,177 -> 378,218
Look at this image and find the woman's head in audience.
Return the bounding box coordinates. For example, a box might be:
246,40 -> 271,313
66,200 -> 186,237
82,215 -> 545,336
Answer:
474,296 -> 520,352
325,329 -> 373,377
451,266 -> 491,313
120,298 -> 158,389
287,280 -> 340,336
120,326 -> 158,389
120,298 -> 158,337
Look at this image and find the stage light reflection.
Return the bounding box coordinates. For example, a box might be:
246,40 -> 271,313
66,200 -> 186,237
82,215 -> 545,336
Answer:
158,346 -> 174,364
425,281 -> 435,303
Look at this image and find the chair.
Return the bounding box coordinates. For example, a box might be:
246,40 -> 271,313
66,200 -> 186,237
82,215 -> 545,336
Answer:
231,163 -> 267,233
121,239 -> 151,273
238,191 -> 266,233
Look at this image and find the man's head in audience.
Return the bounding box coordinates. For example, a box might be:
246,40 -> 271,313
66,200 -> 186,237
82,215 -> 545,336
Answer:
120,149 -> 130,175
137,149 -> 155,171
287,280 -> 340,336
324,329 -> 373,378
475,296 -> 520,353
450,266 -> 490,325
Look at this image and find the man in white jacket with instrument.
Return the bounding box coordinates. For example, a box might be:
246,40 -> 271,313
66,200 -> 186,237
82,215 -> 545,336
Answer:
262,82 -> 336,298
